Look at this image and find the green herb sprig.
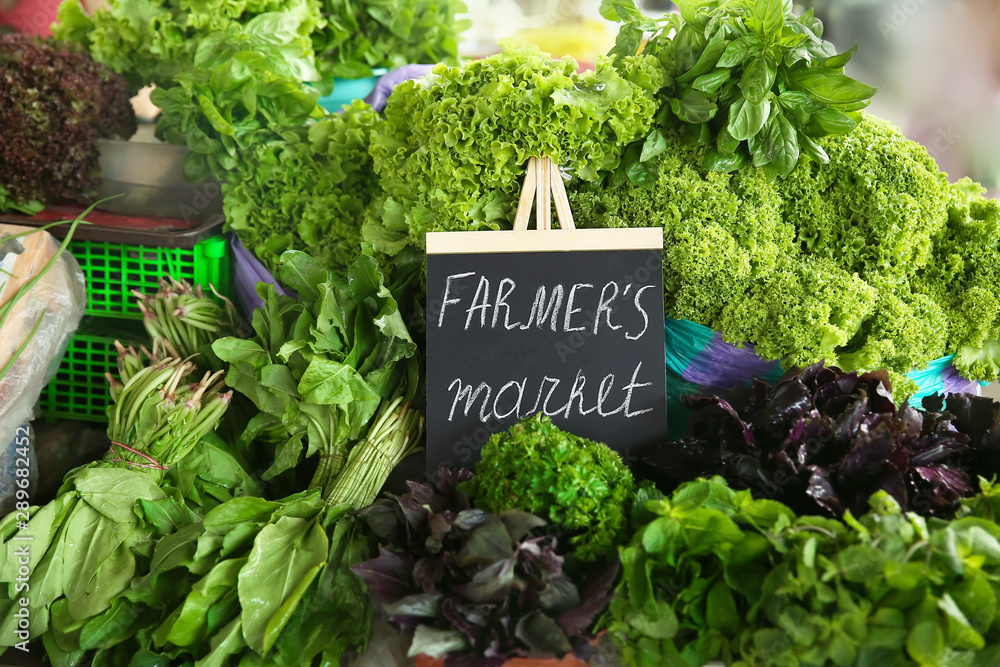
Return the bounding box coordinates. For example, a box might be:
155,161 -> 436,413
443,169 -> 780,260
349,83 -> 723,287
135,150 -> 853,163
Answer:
603,0 -> 878,177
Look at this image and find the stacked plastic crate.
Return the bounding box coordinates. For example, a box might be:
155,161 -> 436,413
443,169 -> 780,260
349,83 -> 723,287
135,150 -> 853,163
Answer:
38,222 -> 232,422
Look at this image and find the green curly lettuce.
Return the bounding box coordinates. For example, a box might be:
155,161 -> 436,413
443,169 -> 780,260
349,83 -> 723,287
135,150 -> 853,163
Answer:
464,414 -> 635,562
53,0 -> 323,94
363,40 -> 663,255
224,100 -> 383,273
569,112 -> 1000,384
314,0 -> 469,80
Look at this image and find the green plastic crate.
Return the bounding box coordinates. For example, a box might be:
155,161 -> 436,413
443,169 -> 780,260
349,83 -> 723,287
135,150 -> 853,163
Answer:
71,235 -> 231,320
38,329 -> 147,423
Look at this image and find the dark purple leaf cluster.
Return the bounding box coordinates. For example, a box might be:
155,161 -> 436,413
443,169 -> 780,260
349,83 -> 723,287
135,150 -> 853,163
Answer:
639,361 -> 1000,519
351,466 -> 618,667
0,35 -> 135,211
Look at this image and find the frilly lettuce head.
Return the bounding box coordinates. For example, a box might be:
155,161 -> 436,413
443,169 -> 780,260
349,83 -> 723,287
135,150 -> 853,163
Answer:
363,39 -> 663,254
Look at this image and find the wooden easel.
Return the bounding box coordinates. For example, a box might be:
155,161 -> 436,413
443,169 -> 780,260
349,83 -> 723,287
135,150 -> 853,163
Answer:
513,156 -> 576,231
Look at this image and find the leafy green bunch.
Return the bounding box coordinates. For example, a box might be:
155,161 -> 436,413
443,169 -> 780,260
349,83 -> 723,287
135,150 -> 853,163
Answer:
464,414 -> 635,562
212,250 -> 421,495
570,114 -> 1000,384
150,13 -> 325,182
134,276 -> 238,368
603,0 -> 878,178
0,346 -> 241,652
314,0 -> 469,80
33,494 -> 373,666
363,40 -> 663,255
53,0 -> 323,94
609,477 -> 1000,667
224,100 -> 384,275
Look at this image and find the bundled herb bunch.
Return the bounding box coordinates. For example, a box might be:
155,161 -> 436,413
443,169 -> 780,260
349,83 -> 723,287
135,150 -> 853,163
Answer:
0,344 -> 234,650
610,476 -> 1000,667
0,35 -> 135,213
603,0 -> 877,177
353,466 -> 618,666
213,249 -> 422,507
465,414 -> 635,562
135,276 -> 238,367
638,361 -> 1000,520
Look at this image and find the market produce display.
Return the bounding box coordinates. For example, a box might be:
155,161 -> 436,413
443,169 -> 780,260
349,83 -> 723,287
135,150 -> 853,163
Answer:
7,0 -> 1000,665
465,414 -> 635,562
570,91 -> 1000,386
0,35 -> 135,213
639,361 -> 1000,520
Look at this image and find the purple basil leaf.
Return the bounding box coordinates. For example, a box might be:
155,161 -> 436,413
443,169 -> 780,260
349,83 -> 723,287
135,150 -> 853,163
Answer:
499,510 -> 547,543
430,512 -> 454,541
514,610 -> 573,655
414,555 -> 446,592
442,597 -> 492,641
454,509 -> 490,531
385,591 -> 444,618
557,558 -> 619,636
536,575 -> 581,615
351,546 -> 415,602
398,493 -> 430,533
361,500 -> 402,542
458,517 -> 514,566
806,467 -> 842,516
455,559 -> 515,603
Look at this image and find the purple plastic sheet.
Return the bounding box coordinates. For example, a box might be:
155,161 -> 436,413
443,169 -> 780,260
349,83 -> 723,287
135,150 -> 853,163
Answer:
230,65 -> 432,319
231,236 -> 293,316
363,64 -> 434,112
684,332 -> 784,390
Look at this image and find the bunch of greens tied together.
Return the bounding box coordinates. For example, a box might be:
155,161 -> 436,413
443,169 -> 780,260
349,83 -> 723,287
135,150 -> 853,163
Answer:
314,0 -> 469,80
149,14 -> 325,183
213,249 -> 422,508
70,493 -> 373,666
602,0 -> 877,178
134,276 -> 238,366
0,344 -> 235,654
609,477 -> 1000,667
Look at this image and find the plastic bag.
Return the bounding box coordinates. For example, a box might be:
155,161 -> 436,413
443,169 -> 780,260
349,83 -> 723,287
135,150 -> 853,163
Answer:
0,225 -> 86,509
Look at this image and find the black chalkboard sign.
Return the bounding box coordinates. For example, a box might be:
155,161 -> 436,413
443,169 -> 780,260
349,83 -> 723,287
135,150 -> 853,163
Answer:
425,228 -> 667,470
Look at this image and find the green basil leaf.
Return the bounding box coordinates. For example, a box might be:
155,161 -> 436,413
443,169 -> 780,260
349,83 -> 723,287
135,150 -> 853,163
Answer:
704,147 -> 747,173
672,23 -> 707,74
692,68 -> 732,94
716,126 -> 740,155
840,99 -> 872,112
777,91 -> 825,114
798,131 -> 828,164
784,45 -> 810,68
609,23 -> 644,59
906,622 -> 944,666
675,0 -> 717,24
778,32 -> 807,48
640,130 -> 668,163
766,114 -> 800,177
814,108 -> 857,135
756,0 -> 786,41
789,67 -> 878,104
739,55 -> 776,104
676,31 -> 729,83
729,97 -> 770,141
822,43 -> 859,69
670,89 -> 718,124
717,36 -> 759,68
748,130 -> 770,168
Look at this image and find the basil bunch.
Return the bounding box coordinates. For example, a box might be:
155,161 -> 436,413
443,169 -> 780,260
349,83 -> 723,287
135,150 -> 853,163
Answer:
603,0 -> 878,177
